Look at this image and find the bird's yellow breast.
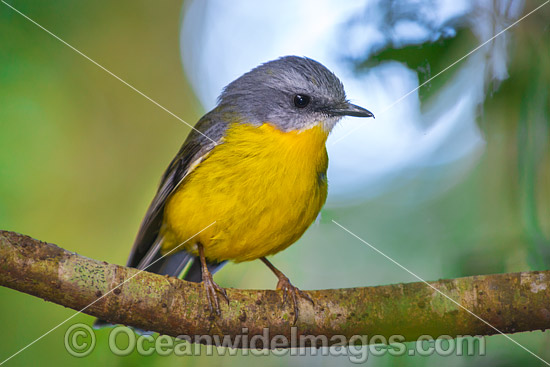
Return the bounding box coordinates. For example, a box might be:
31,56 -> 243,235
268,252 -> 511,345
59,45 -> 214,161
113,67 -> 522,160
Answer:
161,122 -> 329,262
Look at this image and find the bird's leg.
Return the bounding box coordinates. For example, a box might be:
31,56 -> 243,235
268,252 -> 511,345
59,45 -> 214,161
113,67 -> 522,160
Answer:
198,243 -> 229,315
260,257 -> 313,324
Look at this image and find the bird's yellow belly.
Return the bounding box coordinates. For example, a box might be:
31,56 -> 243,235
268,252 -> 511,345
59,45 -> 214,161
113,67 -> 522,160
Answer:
161,122 -> 329,262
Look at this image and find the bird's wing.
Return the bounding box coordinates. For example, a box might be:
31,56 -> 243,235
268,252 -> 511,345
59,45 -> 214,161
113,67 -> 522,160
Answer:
125,113 -> 228,269
93,115 -> 229,330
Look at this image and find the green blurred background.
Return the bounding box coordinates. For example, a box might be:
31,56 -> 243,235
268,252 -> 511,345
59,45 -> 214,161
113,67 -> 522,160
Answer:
1,0 -> 549,366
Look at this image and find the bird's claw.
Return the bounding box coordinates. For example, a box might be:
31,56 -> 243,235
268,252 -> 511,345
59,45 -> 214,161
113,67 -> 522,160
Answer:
203,272 -> 229,315
276,276 -> 314,324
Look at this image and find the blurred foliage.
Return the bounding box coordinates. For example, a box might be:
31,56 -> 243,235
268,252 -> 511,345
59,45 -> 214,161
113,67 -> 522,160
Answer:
0,0 -> 549,366
358,28 -> 478,101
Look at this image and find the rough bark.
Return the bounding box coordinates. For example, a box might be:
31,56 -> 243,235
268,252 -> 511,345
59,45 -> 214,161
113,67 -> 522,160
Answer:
1,230 -> 549,347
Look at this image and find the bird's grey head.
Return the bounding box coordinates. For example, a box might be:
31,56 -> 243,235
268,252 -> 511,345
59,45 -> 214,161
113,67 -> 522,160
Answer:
216,56 -> 373,132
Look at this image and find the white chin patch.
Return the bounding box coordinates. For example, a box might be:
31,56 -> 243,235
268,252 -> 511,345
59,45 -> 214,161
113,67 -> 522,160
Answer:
321,116 -> 341,132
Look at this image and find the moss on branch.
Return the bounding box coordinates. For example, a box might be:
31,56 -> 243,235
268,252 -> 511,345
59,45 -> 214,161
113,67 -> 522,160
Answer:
1,230 -> 549,347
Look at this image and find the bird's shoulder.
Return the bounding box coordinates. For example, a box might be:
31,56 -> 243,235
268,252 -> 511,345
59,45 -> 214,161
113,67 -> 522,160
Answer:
126,110 -> 229,267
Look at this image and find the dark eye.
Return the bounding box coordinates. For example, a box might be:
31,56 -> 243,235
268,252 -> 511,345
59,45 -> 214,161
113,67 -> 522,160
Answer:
293,94 -> 310,108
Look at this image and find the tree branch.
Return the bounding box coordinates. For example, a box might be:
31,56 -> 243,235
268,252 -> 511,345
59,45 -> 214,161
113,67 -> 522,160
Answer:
1,230 -> 549,347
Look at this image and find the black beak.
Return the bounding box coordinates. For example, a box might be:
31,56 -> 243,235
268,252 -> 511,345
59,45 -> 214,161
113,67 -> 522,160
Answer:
324,102 -> 374,118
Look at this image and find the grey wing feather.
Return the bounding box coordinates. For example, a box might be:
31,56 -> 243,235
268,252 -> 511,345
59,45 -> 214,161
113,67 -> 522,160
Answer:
125,112 -> 228,270
94,115 -> 228,329
93,115 -> 228,331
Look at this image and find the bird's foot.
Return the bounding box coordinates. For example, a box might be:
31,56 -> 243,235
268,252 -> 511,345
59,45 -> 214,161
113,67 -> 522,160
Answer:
276,275 -> 314,324
202,271 -> 229,315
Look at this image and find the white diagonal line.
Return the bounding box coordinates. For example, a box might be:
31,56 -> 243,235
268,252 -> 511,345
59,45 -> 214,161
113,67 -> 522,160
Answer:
332,219 -> 550,366
0,221 -> 216,366
331,0 -> 549,145
1,0 -> 217,145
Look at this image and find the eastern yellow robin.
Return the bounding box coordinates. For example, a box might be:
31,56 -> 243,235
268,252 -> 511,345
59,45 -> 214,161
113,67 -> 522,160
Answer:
95,56 -> 373,327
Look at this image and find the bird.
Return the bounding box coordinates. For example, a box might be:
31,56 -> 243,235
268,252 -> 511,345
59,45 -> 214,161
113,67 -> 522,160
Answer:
95,56 -> 373,327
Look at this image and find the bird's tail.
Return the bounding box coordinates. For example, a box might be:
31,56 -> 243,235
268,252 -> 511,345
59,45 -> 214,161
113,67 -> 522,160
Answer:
92,237 -> 225,331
